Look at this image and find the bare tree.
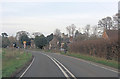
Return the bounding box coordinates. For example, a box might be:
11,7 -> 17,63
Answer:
54,29 -> 61,37
98,17 -> 113,30
84,24 -> 90,37
98,18 -> 107,29
66,24 -> 76,37
106,17 -> 113,30
113,13 -> 119,30
118,13 -> 120,29
75,30 -> 79,37
16,31 -> 30,40
71,24 -> 76,37
92,25 -> 98,37
2,33 -> 8,37
32,32 -> 42,37
8,36 -> 17,46
66,26 -> 72,37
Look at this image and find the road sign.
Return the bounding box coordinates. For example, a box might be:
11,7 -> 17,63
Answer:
23,41 -> 26,44
23,41 -> 26,49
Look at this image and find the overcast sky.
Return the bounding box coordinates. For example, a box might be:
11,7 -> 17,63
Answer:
0,0 -> 119,36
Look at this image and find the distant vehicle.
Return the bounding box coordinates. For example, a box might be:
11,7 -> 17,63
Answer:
13,43 -> 16,48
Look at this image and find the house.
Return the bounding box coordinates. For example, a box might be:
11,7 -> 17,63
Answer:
49,35 -> 59,50
102,29 -> 118,41
69,36 -> 73,43
49,33 -> 70,50
61,33 -> 69,43
30,39 -> 35,48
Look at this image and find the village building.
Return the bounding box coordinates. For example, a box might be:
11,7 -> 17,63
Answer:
30,39 -> 36,48
102,29 -> 118,41
61,33 -> 69,43
49,33 -> 70,50
49,35 -> 59,50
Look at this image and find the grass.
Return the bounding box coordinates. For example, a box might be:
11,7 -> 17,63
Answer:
2,48 -> 32,77
60,52 -> 119,69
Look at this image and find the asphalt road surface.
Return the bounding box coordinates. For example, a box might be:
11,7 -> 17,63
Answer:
17,50 -> 119,78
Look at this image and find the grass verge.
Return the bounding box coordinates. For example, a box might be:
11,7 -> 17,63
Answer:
2,48 -> 32,77
60,52 -> 119,69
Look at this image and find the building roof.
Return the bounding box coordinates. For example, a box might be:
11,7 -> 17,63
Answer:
49,36 -> 58,45
106,30 -> 118,41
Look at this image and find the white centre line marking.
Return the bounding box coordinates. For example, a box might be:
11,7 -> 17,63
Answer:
50,57 -> 70,79
53,58 -> 77,79
42,53 -> 77,79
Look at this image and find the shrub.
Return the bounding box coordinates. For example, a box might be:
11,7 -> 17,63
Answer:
68,38 -> 119,61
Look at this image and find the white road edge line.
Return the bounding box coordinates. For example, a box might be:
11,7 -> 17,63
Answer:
66,55 -> 118,73
41,52 -> 118,76
19,57 -> 35,79
90,62 -> 118,73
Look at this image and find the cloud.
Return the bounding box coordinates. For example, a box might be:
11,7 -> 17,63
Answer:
1,2 -> 117,18
2,13 -> 107,25
1,13 -> 105,36
118,1 -> 120,11
0,1 -> 118,36
1,0 -> 119,2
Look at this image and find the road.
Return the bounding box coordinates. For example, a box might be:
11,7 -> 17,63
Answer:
17,50 -> 119,78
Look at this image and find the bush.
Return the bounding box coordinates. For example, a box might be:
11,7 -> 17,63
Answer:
34,35 -> 47,49
2,37 -> 10,48
68,38 -> 119,61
